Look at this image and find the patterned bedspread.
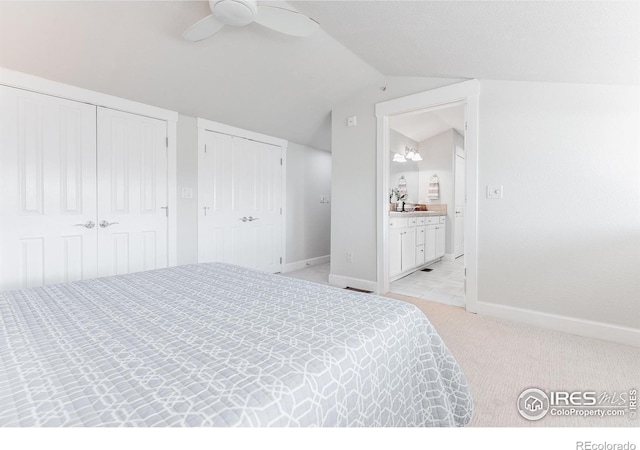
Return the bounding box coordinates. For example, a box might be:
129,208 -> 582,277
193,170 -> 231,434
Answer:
0,263 -> 472,426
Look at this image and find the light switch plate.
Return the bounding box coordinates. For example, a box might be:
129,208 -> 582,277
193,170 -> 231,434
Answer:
347,116 -> 357,127
486,185 -> 503,199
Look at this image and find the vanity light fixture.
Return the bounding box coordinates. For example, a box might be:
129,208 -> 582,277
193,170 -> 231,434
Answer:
393,146 -> 422,162
406,147 -> 422,161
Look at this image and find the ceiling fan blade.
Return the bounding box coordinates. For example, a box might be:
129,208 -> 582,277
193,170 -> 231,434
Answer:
255,6 -> 319,37
183,14 -> 225,41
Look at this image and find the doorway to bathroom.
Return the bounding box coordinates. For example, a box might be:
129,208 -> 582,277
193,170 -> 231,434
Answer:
375,80 -> 479,313
387,103 -> 466,306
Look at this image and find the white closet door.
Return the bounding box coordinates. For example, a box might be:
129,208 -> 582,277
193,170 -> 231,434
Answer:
97,107 -> 168,277
199,130 -> 283,273
0,85 -> 98,291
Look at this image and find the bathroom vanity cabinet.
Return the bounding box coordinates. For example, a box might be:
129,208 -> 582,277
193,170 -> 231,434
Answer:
389,213 -> 446,281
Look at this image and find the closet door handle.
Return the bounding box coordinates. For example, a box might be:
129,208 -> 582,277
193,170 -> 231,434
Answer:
239,217 -> 248,222
99,220 -> 119,228
74,221 -> 95,229
247,216 -> 259,222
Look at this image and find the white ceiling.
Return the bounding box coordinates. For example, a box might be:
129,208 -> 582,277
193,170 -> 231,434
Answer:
296,1 -> 640,85
0,1 -> 637,151
389,104 -> 465,143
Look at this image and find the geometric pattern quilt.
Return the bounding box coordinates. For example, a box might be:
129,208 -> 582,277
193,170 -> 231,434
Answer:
0,263 -> 472,426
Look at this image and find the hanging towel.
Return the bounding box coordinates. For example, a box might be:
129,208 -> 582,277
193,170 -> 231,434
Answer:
428,175 -> 440,200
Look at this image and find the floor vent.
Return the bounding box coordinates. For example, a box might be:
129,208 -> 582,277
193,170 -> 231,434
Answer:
344,287 -> 373,294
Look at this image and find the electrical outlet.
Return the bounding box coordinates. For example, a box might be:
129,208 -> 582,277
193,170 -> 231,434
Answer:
181,187 -> 193,199
346,252 -> 354,263
320,195 -> 331,204
486,185 -> 503,199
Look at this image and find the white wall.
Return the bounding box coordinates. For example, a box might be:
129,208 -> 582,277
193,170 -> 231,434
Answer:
331,77 -> 639,332
476,80 -> 639,330
418,128 -> 464,254
285,143 -> 332,267
176,114 -> 199,265
418,129 -> 454,206
330,77 -> 465,286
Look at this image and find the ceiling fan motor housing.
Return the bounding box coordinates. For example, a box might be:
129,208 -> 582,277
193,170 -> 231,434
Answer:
211,0 -> 258,27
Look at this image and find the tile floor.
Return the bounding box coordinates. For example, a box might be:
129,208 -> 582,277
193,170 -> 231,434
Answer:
281,258 -> 466,308
389,258 -> 465,307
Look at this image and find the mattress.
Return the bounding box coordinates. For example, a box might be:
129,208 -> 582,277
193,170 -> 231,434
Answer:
0,263 -> 472,426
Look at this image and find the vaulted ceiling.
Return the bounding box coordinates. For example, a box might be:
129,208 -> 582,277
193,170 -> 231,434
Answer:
390,104 -> 465,144
296,1 -> 639,86
1,1 -> 637,151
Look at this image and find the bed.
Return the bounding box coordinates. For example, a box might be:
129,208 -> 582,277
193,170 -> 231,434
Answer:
0,263 -> 472,427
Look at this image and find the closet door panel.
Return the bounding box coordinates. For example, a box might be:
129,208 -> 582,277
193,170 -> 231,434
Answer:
0,85 -> 97,291
199,132 -> 235,263
96,107 -> 168,277
198,130 -> 283,273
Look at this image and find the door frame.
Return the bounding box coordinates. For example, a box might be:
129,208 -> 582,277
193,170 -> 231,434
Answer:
375,80 -> 479,313
0,67 -> 179,267
196,118 -> 288,272
453,147 -> 466,259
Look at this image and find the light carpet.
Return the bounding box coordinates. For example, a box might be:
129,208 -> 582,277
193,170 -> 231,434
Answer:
386,293 -> 640,427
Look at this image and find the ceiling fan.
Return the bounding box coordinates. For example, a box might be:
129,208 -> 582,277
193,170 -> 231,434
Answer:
183,0 -> 320,41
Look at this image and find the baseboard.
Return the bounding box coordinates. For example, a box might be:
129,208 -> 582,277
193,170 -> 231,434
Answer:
282,255 -> 330,273
328,274 -> 378,293
476,301 -> 640,348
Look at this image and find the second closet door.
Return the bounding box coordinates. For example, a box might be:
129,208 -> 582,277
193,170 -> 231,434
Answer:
97,107 -> 168,276
199,130 -> 283,273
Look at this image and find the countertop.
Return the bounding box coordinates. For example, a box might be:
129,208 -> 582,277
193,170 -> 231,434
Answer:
389,211 -> 446,217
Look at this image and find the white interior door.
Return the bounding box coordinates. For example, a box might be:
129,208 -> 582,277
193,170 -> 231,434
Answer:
97,107 -> 168,277
0,85 -> 98,291
454,153 -> 465,258
199,130 -> 283,273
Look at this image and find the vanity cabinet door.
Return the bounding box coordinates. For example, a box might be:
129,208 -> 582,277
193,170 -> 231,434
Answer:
416,244 -> 426,266
425,225 -> 437,262
401,227 -> 416,270
416,226 -> 426,246
435,224 -> 446,258
389,228 -> 403,276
